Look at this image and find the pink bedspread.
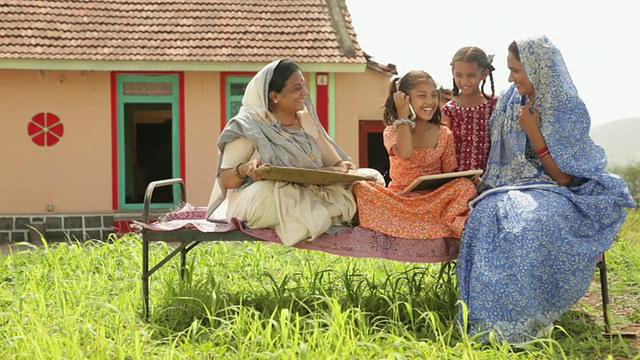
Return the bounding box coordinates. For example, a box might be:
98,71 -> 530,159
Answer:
134,204 -> 459,263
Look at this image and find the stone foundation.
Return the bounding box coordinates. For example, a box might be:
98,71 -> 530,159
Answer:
0,214 -> 117,244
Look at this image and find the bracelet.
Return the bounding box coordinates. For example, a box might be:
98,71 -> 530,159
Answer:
535,146 -> 550,158
234,162 -> 248,179
392,118 -> 415,130
334,160 -> 345,167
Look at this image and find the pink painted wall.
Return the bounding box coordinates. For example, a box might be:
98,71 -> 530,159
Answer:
0,68 -> 390,214
0,69 -> 112,214
334,68 -> 391,164
182,71 -> 221,207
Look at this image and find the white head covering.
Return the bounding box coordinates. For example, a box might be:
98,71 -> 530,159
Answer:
206,59 -> 351,219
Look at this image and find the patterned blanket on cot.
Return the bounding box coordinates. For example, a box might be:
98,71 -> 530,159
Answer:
134,204 -> 459,263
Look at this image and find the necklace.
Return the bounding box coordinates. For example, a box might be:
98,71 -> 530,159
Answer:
280,118 -> 297,126
276,121 -> 317,162
275,113 -> 298,127
289,128 -> 316,161
273,114 -> 317,161
299,130 -> 316,161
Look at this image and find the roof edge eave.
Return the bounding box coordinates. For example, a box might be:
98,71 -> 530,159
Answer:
0,59 -> 367,73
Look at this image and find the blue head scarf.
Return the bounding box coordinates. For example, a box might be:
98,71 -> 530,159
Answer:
482,35 -> 608,188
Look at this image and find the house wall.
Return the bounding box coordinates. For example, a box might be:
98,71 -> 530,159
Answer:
334,68 -> 390,163
182,71 -> 221,208
0,67 -> 391,242
0,70 -> 223,214
0,69 -> 113,214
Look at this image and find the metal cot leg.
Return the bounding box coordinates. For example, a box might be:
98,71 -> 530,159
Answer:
142,235 -> 150,321
597,253 -> 611,334
140,178 -> 188,321
180,247 -> 187,280
598,252 -> 636,338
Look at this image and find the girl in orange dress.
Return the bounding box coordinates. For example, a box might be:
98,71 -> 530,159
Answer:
353,71 -> 478,239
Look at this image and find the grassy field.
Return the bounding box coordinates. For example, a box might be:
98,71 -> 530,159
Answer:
0,211 -> 638,359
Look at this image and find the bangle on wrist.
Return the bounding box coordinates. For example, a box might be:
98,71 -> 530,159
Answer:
234,162 -> 248,179
535,146 -> 550,158
334,160 -> 345,167
392,118 -> 415,130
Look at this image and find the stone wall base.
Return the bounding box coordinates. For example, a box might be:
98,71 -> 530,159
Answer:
0,214 -> 117,244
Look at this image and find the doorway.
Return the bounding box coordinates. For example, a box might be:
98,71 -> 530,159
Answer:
358,120 -> 390,185
124,103 -> 173,203
114,73 -> 181,210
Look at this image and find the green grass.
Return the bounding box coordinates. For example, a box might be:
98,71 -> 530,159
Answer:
1,211 -> 639,359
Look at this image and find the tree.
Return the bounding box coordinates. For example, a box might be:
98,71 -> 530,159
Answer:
609,162 -> 640,207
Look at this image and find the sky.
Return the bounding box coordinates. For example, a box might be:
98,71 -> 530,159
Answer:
345,0 -> 640,129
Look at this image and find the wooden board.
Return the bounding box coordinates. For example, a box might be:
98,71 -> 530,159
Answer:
400,169 -> 483,194
256,165 -> 376,186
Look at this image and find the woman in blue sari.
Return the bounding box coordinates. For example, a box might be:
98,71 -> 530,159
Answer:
456,35 -> 635,343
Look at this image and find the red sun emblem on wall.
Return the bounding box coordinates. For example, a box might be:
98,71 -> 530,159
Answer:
28,112 -> 64,146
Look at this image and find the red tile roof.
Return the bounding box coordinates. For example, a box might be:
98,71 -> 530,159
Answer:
365,53 -> 397,76
0,0 -> 366,65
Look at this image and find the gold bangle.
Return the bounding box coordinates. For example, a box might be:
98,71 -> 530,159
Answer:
234,162 -> 248,179
334,160 -> 345,167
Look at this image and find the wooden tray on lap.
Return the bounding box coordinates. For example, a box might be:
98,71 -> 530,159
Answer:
256,165 -> 375,186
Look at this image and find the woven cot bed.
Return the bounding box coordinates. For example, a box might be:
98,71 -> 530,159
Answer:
135,176 -> 622,337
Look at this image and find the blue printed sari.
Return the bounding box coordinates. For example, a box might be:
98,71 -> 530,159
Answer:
456,36 -> 635,343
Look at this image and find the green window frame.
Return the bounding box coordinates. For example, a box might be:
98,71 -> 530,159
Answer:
225,76 -> 252,122
115,73 -> 181,210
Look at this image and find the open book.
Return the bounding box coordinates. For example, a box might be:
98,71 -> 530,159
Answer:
400,169 -> 483,194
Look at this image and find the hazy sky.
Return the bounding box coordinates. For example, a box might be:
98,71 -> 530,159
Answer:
346,0 -> 639,129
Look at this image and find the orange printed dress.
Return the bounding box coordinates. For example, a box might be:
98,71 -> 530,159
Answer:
353,125 -> 478,239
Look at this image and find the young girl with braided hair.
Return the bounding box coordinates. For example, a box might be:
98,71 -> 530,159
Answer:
441,46 -> 497,172
352,70 -> 477,239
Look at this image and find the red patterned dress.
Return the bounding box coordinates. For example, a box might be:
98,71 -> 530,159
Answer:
352,125 -> 478,239
441,96 -> 497,171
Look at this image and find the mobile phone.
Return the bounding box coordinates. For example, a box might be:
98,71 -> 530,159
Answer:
394,84 -> 417,120
408,103 -> 417,121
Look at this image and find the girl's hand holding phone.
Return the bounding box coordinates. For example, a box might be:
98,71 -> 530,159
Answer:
393,91 -> 412,119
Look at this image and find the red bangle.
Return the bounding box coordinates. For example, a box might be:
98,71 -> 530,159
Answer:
535,146 -> 550,158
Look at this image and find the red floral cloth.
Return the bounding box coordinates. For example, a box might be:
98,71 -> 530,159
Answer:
134,204 -> 460,263
441,97 -> 497,171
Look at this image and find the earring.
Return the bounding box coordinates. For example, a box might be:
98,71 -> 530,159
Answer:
274,100 -> 279,104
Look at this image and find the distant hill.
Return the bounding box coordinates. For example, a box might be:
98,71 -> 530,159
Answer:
590,117 -> 640,168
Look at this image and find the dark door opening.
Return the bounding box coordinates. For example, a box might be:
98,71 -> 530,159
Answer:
359,120 -> 391,186
124,103 -> 173,204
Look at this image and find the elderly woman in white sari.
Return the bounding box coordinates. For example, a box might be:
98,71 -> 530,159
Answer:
206,59 -> 382,246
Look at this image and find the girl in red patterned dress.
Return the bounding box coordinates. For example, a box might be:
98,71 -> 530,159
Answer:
441,46 -> 497,172
352,71 -> 478,239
